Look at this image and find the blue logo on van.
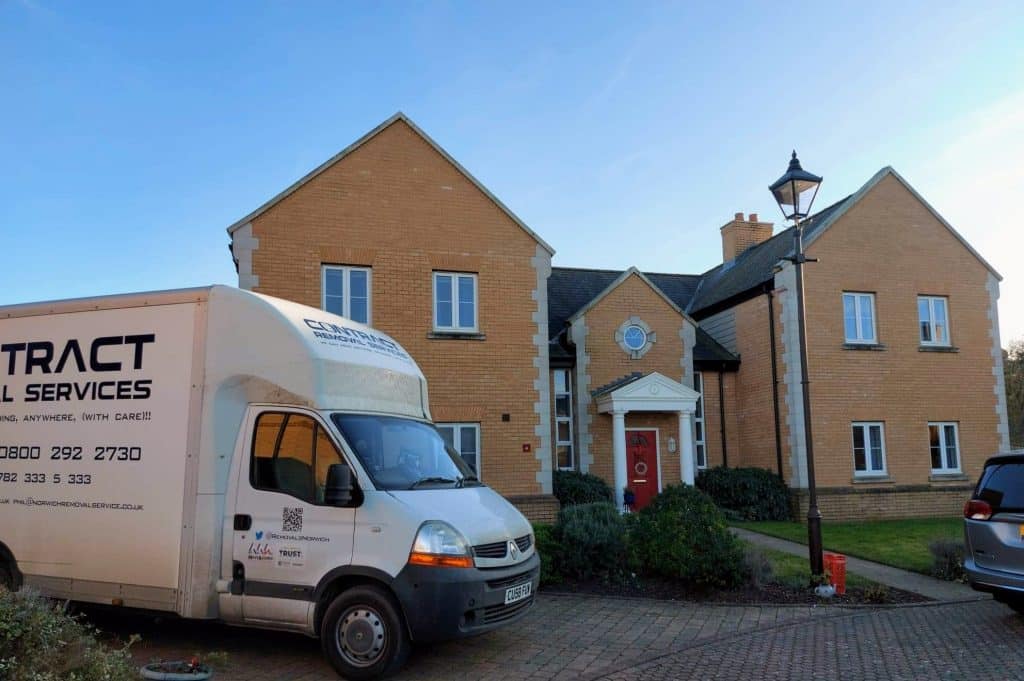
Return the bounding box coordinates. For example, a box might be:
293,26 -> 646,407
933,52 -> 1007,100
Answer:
255,530 -> 264,540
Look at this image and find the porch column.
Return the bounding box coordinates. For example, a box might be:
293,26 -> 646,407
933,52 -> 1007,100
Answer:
678,410 -> 695,485
611,408 -> 628,510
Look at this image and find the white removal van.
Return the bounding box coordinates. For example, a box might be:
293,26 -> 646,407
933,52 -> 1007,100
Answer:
0,285 -> 539,679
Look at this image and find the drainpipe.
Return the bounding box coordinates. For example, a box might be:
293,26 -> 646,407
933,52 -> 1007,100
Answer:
766,286 -> 784,482
718,367 -> 728,468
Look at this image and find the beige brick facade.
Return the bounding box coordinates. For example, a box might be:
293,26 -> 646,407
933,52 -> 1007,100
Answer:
230,115 -> 1007,522
231,116 -> 554,514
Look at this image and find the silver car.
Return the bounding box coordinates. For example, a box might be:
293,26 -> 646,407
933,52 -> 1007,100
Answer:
964,452 -> 1024,611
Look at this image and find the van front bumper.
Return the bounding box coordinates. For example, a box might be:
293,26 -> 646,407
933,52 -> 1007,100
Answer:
392,552 -> 540,643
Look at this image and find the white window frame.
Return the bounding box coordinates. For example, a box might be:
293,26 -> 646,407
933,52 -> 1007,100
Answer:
842,292 -> 877,344
928,422 -> 961,473
918,296 -> 951,347
321,265 -> 372,325
693,372 -> 707,469
552,369 -> 574,470
436,422 -> 481,478
432,272 -> 478,333
851,421 -> 887,477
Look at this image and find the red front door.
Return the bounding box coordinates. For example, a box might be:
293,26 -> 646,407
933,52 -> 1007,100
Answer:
627,430 -> 659,510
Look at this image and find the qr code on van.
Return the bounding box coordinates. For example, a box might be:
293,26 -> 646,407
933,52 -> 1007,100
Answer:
282,507 -> 303,533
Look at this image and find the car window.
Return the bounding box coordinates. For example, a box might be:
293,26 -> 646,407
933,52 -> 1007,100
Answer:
977,462 -> 1024,512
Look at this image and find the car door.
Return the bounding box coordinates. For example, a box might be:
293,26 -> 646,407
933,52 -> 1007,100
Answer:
231,407 -> 356,624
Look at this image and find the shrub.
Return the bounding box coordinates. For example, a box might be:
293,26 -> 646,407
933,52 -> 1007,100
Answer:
556,502 -> 627,580
553,470 -> 614,508
532,523 -> 565,586
0,588 -> 137,681
929,538 -> 966,582
631,484 -> 748,588
696,466 -> 790,521
862,583 -> 890,603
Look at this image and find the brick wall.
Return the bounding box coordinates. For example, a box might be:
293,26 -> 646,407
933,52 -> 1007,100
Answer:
793,173 -> 1001,491
580,274 -> 691,488
243,118 -> 550,497
506,494 -> 561,524
791,485 -> 971,521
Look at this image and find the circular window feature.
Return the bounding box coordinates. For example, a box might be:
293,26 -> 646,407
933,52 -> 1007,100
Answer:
623,325 -> 647,351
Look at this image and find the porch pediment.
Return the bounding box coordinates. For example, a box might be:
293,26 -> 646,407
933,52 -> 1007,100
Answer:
595,371 -> 699,414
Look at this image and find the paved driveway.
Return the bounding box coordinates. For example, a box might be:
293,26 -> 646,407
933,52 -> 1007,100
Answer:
106,594 -> 1024,680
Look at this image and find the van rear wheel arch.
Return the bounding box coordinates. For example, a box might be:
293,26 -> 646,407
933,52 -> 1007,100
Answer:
0,542 -> 22,590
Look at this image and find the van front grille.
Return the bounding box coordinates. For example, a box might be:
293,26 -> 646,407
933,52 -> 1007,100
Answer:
482,595 -> 534,624
473,541 -> 507,559
515,534 -> 532,552
486,569 -> 533,590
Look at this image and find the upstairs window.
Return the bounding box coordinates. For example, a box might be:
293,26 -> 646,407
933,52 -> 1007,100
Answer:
918,296 -> 950,346
322,265 -> 371,325
929,422 -> 960,473
842,292 -> 876,344
852,422 -> 886,476
553,369 -> 574,470
433,272 -> 478,332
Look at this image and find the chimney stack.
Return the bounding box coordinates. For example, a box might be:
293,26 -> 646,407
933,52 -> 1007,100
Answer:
721,213 -> 773,262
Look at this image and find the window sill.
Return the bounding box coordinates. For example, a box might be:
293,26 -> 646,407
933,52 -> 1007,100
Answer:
929,472 -> 968,482
427,331 -> 486,341
843,343 -> 886,351
852,475 -> 893,484
919,345 -> 959,353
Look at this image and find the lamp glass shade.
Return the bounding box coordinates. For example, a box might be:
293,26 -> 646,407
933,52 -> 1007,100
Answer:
769,152 -> 822,221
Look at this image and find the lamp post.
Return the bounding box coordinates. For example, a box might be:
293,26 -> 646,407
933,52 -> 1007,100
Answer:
770,151 -> 824,578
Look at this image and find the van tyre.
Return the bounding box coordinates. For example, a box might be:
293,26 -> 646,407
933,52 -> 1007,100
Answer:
321,585 -> 410,680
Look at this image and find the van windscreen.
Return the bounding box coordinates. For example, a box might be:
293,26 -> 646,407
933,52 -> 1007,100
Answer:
331,413 -> 476,491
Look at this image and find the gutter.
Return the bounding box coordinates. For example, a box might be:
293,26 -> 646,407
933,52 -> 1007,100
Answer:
765,285 -> 784,482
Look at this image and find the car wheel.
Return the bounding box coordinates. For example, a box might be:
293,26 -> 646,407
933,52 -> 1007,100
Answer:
321,585 -> 410,680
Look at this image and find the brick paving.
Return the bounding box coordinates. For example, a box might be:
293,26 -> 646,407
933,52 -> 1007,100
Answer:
599,600 -> 1024,681
106,594 -> 1024,680
115,594 -> 830,680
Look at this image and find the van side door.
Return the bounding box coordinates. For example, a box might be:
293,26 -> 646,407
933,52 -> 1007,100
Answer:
230,408 -> 356,626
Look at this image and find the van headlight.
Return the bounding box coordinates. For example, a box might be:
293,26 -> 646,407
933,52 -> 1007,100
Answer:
408,521 -> 474,568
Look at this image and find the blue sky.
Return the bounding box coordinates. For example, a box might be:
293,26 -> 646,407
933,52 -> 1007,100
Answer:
2,1 -> 1023,340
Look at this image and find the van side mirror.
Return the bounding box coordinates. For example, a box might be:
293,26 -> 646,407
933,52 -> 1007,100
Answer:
325,464 -> 354,507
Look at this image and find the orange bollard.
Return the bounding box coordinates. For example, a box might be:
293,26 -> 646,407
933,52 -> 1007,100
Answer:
826,553 -> 847,595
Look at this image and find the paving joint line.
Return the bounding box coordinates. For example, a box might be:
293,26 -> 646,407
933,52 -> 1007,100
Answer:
580,599 -> 983,680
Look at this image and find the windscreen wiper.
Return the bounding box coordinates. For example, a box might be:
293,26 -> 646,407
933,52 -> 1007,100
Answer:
456,475 -> 482,488
408,476 -> 457,489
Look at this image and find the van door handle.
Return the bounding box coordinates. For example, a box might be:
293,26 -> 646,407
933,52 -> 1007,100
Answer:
234,514 -> 252,531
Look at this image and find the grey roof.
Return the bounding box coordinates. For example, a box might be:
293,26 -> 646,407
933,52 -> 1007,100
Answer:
591,372 -> 645,398
547,266 -> 737,364
686,196 -> 852,315
694,328 -> 739,365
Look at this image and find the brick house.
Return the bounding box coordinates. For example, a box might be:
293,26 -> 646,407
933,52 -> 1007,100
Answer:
228,113 -> 1010,521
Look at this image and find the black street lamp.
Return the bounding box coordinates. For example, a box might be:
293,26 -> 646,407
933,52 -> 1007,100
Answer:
770,151 -> 825,578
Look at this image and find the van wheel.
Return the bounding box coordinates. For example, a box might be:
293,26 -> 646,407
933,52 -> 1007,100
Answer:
321,585 -> 410,680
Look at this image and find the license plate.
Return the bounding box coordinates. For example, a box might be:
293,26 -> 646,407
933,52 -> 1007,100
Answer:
1019,524 -> 1024,541
504,581 -> 532,605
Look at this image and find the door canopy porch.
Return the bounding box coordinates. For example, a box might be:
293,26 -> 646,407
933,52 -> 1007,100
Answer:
594,372 -> 700,510
594,371 -> 699,415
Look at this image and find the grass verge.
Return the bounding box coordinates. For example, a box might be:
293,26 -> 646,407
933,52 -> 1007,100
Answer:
734,517 -> 962,574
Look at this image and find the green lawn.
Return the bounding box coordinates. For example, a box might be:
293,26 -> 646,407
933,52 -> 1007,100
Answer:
756,545 -> 875,589
734,517 -> 962,574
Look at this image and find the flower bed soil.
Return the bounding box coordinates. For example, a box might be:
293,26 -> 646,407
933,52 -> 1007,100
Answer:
543,576 -> 929,605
